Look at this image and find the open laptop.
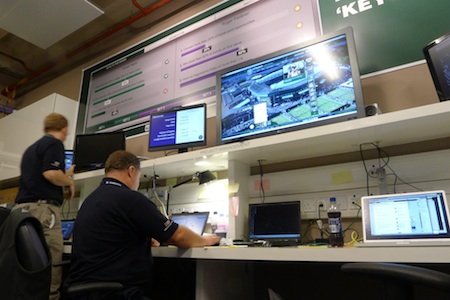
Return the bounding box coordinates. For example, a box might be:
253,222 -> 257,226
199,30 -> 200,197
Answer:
170,212 -> 209,236
356,190 -> 450,247
61,219 -> 75,244
248,201 -> 301,247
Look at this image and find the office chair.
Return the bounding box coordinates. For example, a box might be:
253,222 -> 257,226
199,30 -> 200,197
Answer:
0,209 -> 52,300
341,262 -> 450,300
65,281 -> 124,300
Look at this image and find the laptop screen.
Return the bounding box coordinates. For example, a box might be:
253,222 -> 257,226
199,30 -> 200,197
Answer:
248,201 -> 301,242
361,191 -> 450,243
170,212 -> 209,236
61,219 -> 75,240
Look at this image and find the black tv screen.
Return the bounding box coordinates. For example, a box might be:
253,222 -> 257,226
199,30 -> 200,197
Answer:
74,131 -> 126,172
423,31 -> 450,102
148,103 -> 206,153
216,27 -> 365,144
249,201 -> 301,242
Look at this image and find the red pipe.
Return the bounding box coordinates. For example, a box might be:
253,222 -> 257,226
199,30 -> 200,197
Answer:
1,0 -> 173,98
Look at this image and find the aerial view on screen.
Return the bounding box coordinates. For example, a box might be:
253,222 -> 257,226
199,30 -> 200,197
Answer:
219,32 -> 359,142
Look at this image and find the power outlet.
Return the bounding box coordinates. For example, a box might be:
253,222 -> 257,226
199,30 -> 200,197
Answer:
301,199 -> 317,213
348,194 -> 362,210
317,200 -> 327,213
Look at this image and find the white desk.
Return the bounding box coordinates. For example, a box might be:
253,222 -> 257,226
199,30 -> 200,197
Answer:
151,246 -> 450,300
152,245 -> 450,263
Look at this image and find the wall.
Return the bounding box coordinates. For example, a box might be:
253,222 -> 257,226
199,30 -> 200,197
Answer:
2,1 -> 447,243
14,1 -> 440,159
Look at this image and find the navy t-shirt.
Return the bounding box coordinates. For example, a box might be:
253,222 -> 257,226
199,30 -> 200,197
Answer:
16,135 -> 65,204
67,178 -> 178,295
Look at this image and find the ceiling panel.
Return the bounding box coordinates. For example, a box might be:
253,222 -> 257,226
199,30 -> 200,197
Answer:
0,0 -> 104,49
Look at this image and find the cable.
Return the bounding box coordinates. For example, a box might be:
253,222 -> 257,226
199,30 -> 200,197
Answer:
257,159 -> 266,203
359,142 -> 422,195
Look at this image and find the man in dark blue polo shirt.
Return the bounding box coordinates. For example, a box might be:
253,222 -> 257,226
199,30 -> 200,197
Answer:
67,150 -> 220,300
14,112 -> 75,300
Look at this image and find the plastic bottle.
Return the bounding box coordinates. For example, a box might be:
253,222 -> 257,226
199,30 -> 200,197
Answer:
210,211 -> 218,233
327,197 -> 344,247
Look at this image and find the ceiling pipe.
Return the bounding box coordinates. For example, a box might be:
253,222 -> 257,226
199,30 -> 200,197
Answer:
1,0 -> 173,99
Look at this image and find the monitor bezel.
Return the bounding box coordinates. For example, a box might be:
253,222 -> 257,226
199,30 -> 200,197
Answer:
216,26 -> 366,144
147,103 -> 207,153
423,30 -> 450,102
74,131 -> 126,172
248,201 -> 301,241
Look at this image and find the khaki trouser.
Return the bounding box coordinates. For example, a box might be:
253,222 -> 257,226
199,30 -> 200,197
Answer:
13,202 -> 63,300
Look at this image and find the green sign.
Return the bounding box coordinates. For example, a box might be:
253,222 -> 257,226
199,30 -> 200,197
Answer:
319,0 -> 450,74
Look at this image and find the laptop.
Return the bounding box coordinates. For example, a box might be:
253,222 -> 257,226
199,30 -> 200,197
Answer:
170,212 -> 209,236
61,219 -> 75,243
248,201 -> 301,247
356,190 -> 450,247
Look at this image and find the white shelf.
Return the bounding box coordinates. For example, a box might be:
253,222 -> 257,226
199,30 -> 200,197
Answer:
74,101 -> 450,187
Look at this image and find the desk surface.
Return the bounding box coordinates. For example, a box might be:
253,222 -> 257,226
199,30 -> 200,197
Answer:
151,245 -> 450,263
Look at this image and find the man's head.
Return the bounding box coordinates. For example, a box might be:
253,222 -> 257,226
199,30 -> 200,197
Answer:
105,150 -> 141,190
44,113 -> 69,142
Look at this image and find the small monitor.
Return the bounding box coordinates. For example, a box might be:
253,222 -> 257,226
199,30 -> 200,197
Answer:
216,27 -> 365,144
61,219 -> 75,240
74,131 -> 126,172
423,31 -> 450,101
148,103 -> 206,153
64,150 -> 74,171
248,201 -> 301,245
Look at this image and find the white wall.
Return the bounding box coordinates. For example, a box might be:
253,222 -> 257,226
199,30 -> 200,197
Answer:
0,93 -> 78,180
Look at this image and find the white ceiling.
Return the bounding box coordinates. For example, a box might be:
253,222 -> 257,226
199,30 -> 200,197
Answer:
0,0 -> 204,108
0,0 -> 104,49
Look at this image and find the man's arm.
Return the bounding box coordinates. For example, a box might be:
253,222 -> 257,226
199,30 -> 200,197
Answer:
43,169 -> 75,200
165,225 -> 220,248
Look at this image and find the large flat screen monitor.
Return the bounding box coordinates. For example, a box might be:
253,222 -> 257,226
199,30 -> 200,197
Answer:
74,131 -> 126,172
148,103 -> 206,153
216,27 -> 365,144
248,201 -> 301,245
423,31 -> 450,102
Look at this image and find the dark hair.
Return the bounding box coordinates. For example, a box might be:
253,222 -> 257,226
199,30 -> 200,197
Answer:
105,150 -> 140,173
44,113 -> 68,132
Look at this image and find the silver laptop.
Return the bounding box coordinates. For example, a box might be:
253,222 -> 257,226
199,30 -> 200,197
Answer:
170,212 -> 209,235
356,190 -> 450,247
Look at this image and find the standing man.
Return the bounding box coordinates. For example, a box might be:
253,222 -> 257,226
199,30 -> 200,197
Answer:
15,112 -> 75,300
66,150 -> 220,300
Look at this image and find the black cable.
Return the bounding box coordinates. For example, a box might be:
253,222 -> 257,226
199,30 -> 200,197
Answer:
359,142 -> 423,194
257,159 -> 265,203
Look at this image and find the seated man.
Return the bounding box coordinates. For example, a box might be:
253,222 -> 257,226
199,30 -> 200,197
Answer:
66,150 -> 220,300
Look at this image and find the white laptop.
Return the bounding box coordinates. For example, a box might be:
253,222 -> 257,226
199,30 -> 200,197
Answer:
356,190 -> 450,247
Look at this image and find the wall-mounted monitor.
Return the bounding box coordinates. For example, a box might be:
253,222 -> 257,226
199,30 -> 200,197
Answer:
74,131 -> 126,172
216,27 -> 366,144
148,103 -> 206,153
423,31 -> 450,102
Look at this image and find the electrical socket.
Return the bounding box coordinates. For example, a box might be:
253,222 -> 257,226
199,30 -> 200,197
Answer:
368,165 -> 378,176
301,199 -> 317,213
348,194 -> 362,210
317,200 -> 327,212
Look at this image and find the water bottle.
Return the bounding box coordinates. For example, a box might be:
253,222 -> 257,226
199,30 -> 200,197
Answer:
327,197 -> 344,247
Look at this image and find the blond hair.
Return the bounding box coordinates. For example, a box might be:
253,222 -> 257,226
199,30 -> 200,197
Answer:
44,113 -> 68,132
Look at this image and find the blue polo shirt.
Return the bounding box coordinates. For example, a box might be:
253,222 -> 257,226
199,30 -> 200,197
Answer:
67,177 -> 178,296
16,135 -> 65,204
